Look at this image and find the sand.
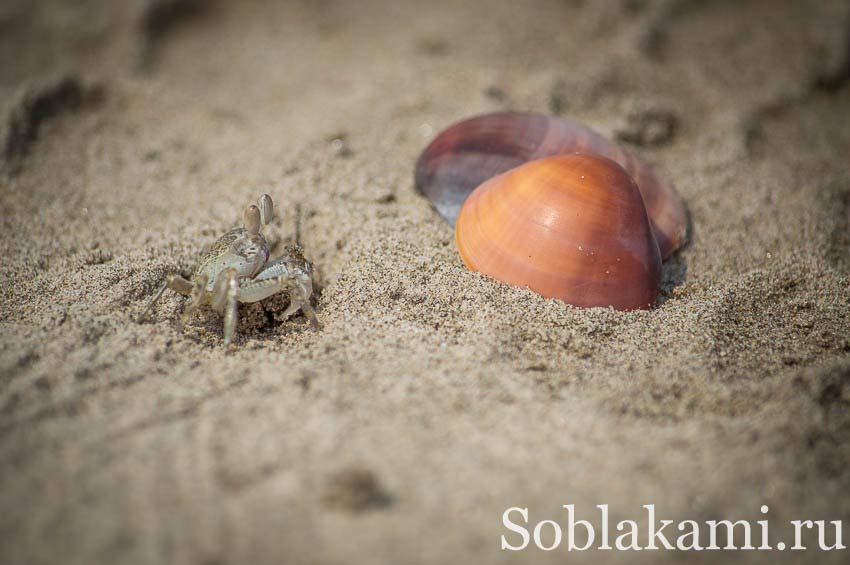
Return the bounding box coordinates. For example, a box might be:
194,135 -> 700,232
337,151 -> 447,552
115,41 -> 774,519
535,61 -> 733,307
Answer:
1,0 -> 849,563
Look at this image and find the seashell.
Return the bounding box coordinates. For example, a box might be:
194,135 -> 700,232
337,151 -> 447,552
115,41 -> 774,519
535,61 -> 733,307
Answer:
415,111 -> 687,259
456,153 -> 661,310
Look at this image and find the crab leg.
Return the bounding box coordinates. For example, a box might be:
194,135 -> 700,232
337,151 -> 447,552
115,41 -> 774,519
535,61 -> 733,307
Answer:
137,274 -> 194,322
237,273 -> 321,329
210,268 -> 240,346
177,274 -> 208,332
280,279 -> 321,329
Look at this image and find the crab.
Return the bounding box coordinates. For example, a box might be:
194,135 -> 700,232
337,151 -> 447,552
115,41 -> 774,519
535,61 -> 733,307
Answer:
138,194 -> 320,346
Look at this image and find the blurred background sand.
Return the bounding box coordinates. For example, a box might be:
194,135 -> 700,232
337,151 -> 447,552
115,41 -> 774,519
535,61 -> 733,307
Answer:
1,0 -> 849,563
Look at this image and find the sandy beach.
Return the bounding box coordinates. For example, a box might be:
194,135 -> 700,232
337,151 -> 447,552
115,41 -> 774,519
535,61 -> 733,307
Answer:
1,0 -> 849,563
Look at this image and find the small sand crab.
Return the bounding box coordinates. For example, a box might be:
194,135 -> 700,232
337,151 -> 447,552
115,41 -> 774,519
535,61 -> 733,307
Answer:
138,194 -> 320,346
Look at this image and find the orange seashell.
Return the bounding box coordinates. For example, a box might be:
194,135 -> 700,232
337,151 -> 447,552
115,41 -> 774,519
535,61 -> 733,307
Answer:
416,112 -> 687,259
456,153 -> 661,310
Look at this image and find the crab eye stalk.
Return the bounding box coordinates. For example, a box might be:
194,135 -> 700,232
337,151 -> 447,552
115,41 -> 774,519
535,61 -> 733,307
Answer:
244,204 -> 261,234
259,194 -> 275,226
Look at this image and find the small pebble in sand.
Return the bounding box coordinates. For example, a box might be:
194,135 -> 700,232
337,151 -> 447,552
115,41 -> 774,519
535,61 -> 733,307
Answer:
616,108 -> 678,147
323,467 -> 393,513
